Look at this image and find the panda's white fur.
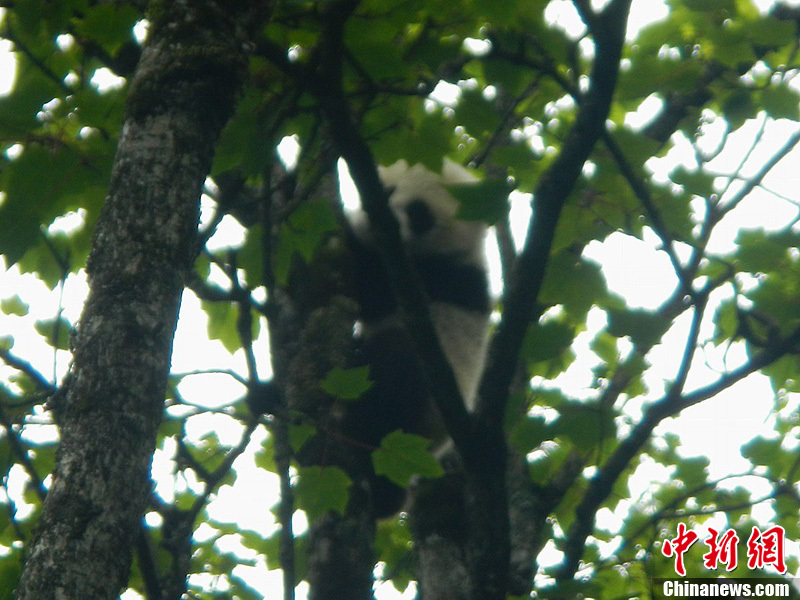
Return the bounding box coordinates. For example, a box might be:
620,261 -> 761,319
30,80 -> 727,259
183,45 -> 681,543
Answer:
374,160 -> 488,269
348,159 -> 491,446
345,159 -> 491,516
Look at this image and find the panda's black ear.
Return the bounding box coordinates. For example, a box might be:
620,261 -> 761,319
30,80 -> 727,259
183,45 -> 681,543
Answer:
406,198 -> 436,235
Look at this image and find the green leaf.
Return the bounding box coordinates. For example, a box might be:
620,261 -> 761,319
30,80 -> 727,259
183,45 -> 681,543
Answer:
733,228 -> 799,273
74,4 -> 139,55
719,89 -> 757,128
238,224 -> 264,289
33,317 -> 71,350
454,88 -> 502,137
618,55 -> 703,102
552,402 -> 616,451
521,320 -> 575,365
203,301 -> 239,354
540,254 -> 607,320
741,436 -> 781,468
288,424 -> 317,455
274,198 -> 339,284
746,277 -> 800,329
745,15 -> 797,47
590,332 -> 618,368
761,85 -> 800,121
489,142 -> 542,188
0,436 -> 12,479
712,299 -> 738,345
682,0 -> 735,13
375,519 -> 415,592
0,296 -> 29,316
449,179 -> 511,225
509,415 -> 549,454
0,144 -> 108,265
295,465 -> 351,521
213,90 -> 273,176
0,58 -> 65,134
71,86 -> 126,131
370,104 -> 454,170
347,19 -> 408,80
670,166 -> 715,199
320,366 -> 372,400
672,455 -> 709,489
30,444 -> 57,480
607,307 -> 670,350
372,430 -> 443,487
0,557 -> 22,600
762,355 -> 800,395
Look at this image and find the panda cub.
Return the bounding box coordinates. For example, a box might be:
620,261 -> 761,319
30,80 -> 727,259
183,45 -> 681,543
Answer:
346,159 -> 491,516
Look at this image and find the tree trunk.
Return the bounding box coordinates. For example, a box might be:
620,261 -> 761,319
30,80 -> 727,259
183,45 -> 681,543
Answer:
14,3 -> 267,599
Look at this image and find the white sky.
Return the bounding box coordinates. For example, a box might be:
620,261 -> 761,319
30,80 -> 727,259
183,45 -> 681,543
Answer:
1,1 -> 799,598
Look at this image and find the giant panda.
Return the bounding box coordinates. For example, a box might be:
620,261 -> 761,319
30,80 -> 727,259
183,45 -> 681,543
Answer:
345,159 -> 491,517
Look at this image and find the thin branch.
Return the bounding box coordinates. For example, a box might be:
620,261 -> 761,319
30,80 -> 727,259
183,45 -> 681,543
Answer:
600,131 -> 694,297
478,0 -> 632,429
572,0 -> 598,31
557,323 -> 800,580
228,253 -> 259,382
494,216 -> 517,285
719,125 -> 800,216
274,410 -> 296,600
0,26 -> 72,95
0,484 -> 27,545
0,348 -> 57,395
136,525 -> 164,600
0,404 -> 46,503
669,295 -> 707,399
614,470 -> 765,558
714,113 -> 768,203
38,232 -> 72,383
308,0 -> 475,455
171,368 -> 249,387
673,325 -> 800,413
469,78 -> 542,169
259,155 -> 296,600
188,418 -> 260,521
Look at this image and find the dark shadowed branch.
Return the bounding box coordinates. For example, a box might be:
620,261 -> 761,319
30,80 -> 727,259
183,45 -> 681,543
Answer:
477,0 -> 632,430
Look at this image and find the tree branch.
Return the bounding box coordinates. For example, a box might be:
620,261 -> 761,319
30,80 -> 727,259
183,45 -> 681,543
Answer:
0,348 -> 57,394
477,0 -> 632,430
307,0 -> 475,455
0,404 -> 46,503
557,323 -> 800,580
719,125 -> 800,216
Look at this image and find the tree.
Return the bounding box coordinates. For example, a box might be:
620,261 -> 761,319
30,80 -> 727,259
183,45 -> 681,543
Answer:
0,0 -> 798,599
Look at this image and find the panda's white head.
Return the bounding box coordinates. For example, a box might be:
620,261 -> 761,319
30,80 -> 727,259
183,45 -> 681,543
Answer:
364,159 -> 487,268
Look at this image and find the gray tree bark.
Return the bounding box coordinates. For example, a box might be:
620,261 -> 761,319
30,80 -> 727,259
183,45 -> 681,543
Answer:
14,3 -> 269,599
